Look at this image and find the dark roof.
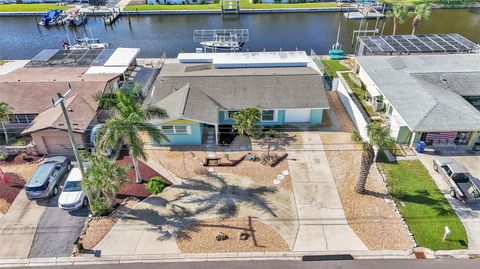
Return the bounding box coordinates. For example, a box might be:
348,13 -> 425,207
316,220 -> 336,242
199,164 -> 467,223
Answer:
413,72 -> 480,97
148,64 -> 329,123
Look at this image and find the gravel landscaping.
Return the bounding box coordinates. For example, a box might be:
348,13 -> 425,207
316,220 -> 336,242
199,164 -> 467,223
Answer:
146,147 -> 292,191
176,217 -> 290,253
321,132 -> 415,250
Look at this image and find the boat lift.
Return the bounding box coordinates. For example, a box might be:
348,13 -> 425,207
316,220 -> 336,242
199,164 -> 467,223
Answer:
193,29 -> 249,52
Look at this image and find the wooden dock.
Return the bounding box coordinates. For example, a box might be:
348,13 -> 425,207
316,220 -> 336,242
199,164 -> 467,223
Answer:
344,5 -> 385,20
221,0 -> 240,16
103,7 -> 121,25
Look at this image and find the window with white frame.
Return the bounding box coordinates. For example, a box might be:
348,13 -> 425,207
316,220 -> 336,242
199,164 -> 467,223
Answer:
261,110 -> 276,122
9,114 -> 37,124
161,125 -> 191,134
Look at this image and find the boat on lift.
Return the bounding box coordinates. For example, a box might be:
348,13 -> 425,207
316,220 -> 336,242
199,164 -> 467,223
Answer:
200,32 -> 245,51
38,9 -> 63,26
64,37 -> 110,50
62,8 -> 87,26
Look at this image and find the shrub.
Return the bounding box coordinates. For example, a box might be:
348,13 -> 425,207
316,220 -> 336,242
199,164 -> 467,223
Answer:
0,153 -> 7,161
12,139 -> 27,146
146,176 -> 166,195
90,197 -> 112,217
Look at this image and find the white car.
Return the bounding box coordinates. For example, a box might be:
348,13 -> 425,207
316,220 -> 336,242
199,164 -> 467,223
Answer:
58,168 -> 88,211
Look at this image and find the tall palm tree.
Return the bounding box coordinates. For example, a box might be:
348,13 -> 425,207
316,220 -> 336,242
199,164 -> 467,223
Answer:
95,83 -> 169,183
386,2 -> 410,36
0,102 -> 13,145
411,3 -> 431,35
82,153 -> 127,214
352,122 -> 395,194
232,107 -> 260,137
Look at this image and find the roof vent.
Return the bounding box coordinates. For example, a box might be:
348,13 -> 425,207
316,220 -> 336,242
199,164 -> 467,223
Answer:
441,78 -> 448,83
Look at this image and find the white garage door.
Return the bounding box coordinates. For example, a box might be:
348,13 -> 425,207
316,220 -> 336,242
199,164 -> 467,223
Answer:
285,109 -> 311,123
43,136 -> 72,155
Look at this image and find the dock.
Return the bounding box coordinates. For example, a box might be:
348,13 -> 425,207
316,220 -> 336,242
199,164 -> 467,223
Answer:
221,0 -> 240,16
103,7 -> 121,25
344,5 -> 385,20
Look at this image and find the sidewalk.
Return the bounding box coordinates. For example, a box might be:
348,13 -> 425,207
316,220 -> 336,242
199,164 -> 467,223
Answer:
0,190 -> 46,258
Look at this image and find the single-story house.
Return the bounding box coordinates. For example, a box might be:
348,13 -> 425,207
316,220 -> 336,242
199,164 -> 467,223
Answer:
355,53 -> 480,150
146,51 -> 329,146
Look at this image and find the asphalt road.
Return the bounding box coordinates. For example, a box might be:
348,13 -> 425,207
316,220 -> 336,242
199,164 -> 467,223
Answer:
10,259 -> 480,269
27,193 -> 88,258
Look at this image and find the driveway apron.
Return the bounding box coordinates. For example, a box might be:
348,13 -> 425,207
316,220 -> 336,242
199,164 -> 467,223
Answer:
287,131 -> 367,251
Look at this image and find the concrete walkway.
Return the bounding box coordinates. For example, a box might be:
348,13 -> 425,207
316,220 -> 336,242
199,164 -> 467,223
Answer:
417,153 -> 480,249
0,190 -> 46,258
286,131 -> 367,251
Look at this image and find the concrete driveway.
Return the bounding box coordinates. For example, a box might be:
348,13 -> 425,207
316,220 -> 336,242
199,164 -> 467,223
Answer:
417,153 -> 480,249
0,190 -> 46,258
286,131 -> 367,251
28,195 -> 88,258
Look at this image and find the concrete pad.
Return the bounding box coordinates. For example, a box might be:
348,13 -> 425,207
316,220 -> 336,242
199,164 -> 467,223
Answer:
133,230 -> 180,255
293,225 -> 328,251
0,190 -> 47,258
323,225 -> 369,251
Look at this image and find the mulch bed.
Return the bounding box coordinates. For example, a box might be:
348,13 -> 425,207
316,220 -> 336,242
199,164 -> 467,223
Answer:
115,151 -> 171,203
0,154 -> 44,166
0,173 -> 25,204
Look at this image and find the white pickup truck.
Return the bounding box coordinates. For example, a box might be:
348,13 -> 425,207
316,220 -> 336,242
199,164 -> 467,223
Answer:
433,157 -> 480,203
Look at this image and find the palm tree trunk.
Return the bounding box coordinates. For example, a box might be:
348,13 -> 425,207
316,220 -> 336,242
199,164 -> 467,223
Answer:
412,17 -> 419,35
392,18 -> 397,36
133,157 -> 142,184
1,121 -> 8,145
355,147 -> 375,194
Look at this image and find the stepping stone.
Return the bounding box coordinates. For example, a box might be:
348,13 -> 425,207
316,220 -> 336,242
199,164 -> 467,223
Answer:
281,170 -> 290,176
208,135 -> 214,140
277,175 -> 285,180
207,140 -> 214,144
273,179 -> 281,185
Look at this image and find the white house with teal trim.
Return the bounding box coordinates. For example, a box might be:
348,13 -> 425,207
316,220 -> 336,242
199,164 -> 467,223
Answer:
146,51 -> 329,146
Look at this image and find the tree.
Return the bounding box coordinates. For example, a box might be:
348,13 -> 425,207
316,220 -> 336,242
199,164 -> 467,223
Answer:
232,107 -> 261,137
95,83 -> 169,183
352,122 -> 395,194
82,153 -> 127,215
0,102 -> 13,145
411,3 -> 432,35
386,1 -> 410,36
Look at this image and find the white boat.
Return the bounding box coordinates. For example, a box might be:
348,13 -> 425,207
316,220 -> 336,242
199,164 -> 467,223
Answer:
200,32 -> 244,51
62,8 -> 87,26
64,37 -> 109,50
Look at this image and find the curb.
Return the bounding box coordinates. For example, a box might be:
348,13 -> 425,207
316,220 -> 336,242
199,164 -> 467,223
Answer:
0,250 -> 416,267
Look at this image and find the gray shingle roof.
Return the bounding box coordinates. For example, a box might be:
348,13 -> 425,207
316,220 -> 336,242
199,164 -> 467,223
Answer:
147,64 -> 328,124
356,54 -> 480,132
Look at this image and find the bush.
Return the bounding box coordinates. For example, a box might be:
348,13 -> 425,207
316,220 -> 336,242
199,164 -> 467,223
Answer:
0,153 -> 7,161
146,176 -> 166,195
12,139 -> 27,146
90,197 -> 112,217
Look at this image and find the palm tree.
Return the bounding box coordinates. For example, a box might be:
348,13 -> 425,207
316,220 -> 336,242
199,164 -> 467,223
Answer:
411,3 -> 431,35
82,153 -> 127,214
232,107 -> 260,137
95,83 -> 169,183
352,122 -> 395,194
0,102 -> 13,145
386,2 -> 410,36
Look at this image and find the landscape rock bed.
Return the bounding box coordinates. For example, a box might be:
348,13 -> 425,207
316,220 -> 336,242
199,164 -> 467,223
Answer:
176,217 -> 290,253
0,173 -> 25,214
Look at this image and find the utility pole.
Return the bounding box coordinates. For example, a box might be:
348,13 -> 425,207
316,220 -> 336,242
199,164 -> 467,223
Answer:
52,83 -> 85,178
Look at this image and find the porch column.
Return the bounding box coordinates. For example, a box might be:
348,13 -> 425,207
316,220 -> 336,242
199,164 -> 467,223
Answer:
215,124 -> 219,145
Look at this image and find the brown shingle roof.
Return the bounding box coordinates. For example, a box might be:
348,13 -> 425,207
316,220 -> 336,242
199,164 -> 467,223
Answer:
22,95 -> 97,134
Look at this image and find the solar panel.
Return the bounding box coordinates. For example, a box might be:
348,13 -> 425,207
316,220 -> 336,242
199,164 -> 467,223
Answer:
356,34 -> 477,55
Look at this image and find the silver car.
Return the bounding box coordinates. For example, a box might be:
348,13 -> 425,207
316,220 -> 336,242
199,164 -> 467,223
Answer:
433,157 -> 480,203
25,156 -> 71,200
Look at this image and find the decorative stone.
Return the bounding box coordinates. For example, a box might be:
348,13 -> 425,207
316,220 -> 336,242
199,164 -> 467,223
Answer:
277,175 -> 285,180
216,232 -> 229,241
239,232 -> 250,240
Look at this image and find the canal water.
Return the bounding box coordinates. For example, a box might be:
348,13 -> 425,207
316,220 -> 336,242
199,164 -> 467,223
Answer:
0,8 -> 479,59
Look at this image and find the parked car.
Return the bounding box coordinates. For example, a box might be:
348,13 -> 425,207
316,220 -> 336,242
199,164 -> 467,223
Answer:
25,156 -> 71,200
58,167 -> 88,211
433,157 -> 480,203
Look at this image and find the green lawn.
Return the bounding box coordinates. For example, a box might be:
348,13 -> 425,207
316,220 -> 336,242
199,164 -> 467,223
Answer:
0,4 -> 72,12
319,60 -> 349,78
340,72 -> 378,118
0,60 -> 5,65
380,159 -> 468,250
125,0 -> 337,11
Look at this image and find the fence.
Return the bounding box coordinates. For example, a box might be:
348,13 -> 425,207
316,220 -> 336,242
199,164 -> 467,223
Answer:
333,71 -> 370,141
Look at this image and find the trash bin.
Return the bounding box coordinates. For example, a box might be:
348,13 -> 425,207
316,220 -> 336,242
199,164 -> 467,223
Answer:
416,141 -> 427,153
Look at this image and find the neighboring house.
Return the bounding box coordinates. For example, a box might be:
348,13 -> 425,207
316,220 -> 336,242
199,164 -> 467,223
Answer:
146,51 -> 329,146
0,48 -> 140,155
355,53 -> 480,150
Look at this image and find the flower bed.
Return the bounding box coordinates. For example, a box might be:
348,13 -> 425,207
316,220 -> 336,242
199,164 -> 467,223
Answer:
0,173 -> 25,214
0,154 -> 43,166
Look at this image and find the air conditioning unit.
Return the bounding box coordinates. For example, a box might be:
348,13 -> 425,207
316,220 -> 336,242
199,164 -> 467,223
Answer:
373,99 -> 384,111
